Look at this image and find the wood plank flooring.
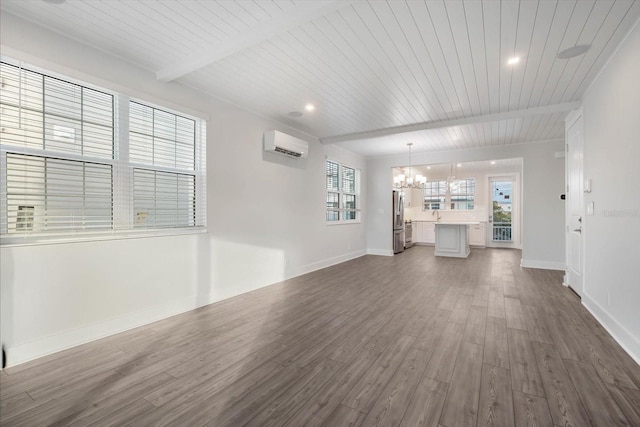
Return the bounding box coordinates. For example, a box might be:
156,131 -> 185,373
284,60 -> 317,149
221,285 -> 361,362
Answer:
1,246 -> 639,426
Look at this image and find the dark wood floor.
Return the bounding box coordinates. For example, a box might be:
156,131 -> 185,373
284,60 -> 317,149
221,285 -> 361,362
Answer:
1,246 -> 639,426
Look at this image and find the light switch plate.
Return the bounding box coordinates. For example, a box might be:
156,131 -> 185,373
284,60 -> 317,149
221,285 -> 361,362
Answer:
584,178 -> 592,193
587,201 -> 595,215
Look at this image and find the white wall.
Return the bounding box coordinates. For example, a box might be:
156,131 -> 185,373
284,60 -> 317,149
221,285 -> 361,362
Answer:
0,13 -> 366,366
580,19 -> 640,362
366,140 -> 565,269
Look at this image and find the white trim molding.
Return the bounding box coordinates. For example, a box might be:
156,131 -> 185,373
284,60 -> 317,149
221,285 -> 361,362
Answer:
5,295 -> 203,367
582,294 -> 640,365
286,249 -> 367,279
520,259 -> 565,271
367,248 -> 394,256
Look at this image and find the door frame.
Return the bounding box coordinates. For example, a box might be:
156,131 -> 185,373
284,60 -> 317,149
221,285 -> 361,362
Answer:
565,109 -> 584,296
487,173 -> 521,249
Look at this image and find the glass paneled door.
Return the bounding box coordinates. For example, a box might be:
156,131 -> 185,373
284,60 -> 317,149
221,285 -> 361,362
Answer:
489,178 -> 516,247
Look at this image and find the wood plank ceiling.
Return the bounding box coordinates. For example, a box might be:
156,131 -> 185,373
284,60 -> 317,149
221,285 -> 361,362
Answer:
2,0 -> 638,157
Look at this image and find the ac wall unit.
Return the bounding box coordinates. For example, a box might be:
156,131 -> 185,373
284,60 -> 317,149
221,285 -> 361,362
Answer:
263,130 -> 308,159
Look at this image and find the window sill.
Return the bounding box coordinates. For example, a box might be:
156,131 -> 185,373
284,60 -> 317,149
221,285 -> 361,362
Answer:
0,227 -> 208,248
326,220 -> 362,226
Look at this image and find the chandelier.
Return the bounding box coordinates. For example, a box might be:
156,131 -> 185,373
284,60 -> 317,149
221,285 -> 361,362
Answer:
393,143 -> 427,189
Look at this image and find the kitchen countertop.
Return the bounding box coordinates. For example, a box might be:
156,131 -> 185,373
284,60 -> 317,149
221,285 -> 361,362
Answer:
434,221 -> 480,225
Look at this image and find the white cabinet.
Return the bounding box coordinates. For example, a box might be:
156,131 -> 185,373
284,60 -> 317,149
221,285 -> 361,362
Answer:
435,223 -> 471,258
414,222 -> 422,242
403,189 -> 412,208
468,222 -> 486,247
423,222 -> 435,244
413,221 -> 435,244
402,188 -> 421,209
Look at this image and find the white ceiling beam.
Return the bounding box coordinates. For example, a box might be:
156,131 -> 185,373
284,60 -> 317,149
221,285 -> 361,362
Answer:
320,102 -> 581,144
156,1 -> 358,82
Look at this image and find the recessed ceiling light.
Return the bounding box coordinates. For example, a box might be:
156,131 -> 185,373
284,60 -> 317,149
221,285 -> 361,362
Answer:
557,44 -> 591,59
491,161 -> 496,165
304,103 -> 315,112
507,57 -> 520,65
427,166 -> 431,170
288,111 -> 303,118
457,163 -> 462,167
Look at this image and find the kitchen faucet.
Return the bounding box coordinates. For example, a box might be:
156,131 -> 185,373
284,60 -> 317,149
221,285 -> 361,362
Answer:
432,210 -> 441,221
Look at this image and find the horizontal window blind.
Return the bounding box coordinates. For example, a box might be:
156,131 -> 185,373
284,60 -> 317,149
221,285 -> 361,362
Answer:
342,166 -> 355,193
343,194 -> 357,220
326,160 -> 340,221
326,192 -> 339,221
5,153 -> 113,233
342,165 -> 357,220
1,59 -> 207,243
129,101 -> 203,230
133,169 -> 195,229
325,160 -> 360,223
0,62 -> 114,159
326,160 -> 339,192
129,101 -> 195,170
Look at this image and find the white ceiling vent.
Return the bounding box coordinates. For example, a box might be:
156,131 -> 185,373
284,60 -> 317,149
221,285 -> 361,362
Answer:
263,130 -> 308,159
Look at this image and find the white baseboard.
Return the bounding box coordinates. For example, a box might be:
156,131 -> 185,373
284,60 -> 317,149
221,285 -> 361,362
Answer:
520,259 -> 565,271
367,248 -> 394,256
582,294 -> 640,365
6,295 -> 205,367
287,249 -> 367,278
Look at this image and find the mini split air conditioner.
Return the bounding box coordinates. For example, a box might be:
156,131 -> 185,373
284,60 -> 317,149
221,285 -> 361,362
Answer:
263,130 -> 308,159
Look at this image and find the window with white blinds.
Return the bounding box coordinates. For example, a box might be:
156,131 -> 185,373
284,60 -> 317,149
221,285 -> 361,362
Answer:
133,169 -> 195,229
5,154 -> 113,232
129,102 -> 200,229
0,59 -> 206,244
129,102 -> 195,170
326,160 -> 360,224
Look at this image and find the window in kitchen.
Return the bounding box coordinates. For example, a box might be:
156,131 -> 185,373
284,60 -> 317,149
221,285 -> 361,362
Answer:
423,180 -> 447,210
0,59 -> 206,245
326,160 -> 360,223
449,178 -> 475,210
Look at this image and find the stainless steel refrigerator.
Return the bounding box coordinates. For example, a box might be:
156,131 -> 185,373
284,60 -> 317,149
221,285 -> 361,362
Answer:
392,190 -> 405,254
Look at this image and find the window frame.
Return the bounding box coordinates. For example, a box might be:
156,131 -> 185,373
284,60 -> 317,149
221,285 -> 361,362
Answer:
326,159 -> 361,225
0,58 -> 207,246
449,178 -> 476,210
128,100 -> 202,230
421,178 -> 477,211
422,180 -> 447,211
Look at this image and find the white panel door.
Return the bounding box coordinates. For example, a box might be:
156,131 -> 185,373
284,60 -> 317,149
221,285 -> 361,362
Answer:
566,114 -> 584,296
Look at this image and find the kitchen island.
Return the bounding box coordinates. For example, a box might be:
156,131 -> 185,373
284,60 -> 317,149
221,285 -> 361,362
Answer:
434,222 -> 480,258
